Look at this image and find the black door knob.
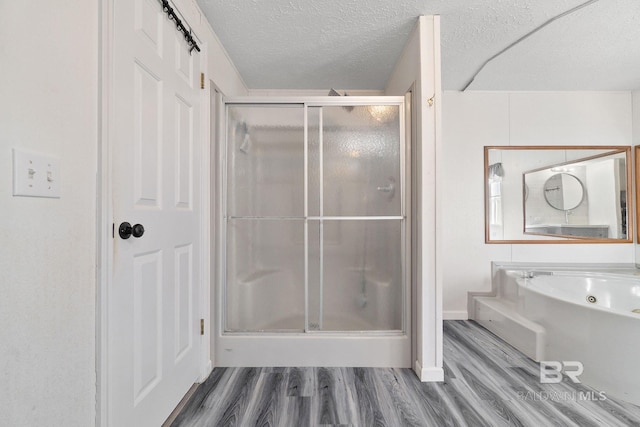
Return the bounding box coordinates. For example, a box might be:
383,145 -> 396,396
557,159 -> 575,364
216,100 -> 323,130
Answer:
119,222 -> 145,239
132,223 -> 145,238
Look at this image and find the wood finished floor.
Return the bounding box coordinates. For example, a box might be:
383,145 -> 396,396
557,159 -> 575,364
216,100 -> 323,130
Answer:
171,321 -> 640,426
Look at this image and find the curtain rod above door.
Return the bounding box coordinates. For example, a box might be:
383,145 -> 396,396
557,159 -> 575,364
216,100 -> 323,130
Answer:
159,0 -> 201,54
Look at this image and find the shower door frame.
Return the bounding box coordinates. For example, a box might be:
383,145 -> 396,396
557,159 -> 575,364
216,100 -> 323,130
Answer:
214,96 -> 411,367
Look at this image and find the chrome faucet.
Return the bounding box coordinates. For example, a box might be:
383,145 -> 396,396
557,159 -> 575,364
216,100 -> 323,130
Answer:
565,209 -> 573,224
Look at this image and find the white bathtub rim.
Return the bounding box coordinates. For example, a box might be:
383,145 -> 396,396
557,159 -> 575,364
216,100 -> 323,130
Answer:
523,269 -> 640,281
515,277 -> 640,320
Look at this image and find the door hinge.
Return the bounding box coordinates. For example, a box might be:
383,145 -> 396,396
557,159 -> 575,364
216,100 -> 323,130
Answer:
200,73 -> 205,89
200,318 -> 204,335
112,223 -> 115,238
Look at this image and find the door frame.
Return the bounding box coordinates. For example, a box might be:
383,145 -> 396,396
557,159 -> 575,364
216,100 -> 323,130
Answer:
214,96 -> 412,367
96,1 -> 211,425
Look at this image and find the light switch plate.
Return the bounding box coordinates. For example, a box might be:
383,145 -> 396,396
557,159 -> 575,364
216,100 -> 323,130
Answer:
12,148 -> 61,198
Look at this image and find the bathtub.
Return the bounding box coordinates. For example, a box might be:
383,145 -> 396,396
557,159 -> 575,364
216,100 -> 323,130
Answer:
469,263 -> 640,407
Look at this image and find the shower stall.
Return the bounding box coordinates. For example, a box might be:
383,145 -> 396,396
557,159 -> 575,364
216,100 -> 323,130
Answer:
215,97 -> 410,367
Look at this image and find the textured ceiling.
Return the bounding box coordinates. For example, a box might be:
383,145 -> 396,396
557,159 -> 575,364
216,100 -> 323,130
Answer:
195,0 -> 640,91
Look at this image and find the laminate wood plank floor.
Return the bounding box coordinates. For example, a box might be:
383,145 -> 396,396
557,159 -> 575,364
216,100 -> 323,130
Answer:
171,321 -> 640,426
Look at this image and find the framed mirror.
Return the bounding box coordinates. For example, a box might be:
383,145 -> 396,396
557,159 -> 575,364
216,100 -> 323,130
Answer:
636,146 -> 640,244
485,146 -> 632,243
542,173 -> 584,210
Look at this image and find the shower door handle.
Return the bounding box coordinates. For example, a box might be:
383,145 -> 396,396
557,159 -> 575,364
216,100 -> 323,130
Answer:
376,184 -> 394,192
376,177 -> 395,199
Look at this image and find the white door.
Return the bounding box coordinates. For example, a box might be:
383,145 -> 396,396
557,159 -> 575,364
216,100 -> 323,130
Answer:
109,0 -> 202,425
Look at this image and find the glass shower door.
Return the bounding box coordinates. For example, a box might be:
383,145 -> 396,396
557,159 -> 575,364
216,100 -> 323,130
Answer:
226,105 -> 305,331
308,105 -> 403,331
225,101 -> 405,334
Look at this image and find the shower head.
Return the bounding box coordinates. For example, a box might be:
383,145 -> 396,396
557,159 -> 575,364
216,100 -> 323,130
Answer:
239,133 -> 250,154
237,122 -> 250,154
328,88 -> 354,112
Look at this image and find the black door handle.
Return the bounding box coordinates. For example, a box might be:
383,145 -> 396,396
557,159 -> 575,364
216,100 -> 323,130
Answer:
119,222 -> 145,239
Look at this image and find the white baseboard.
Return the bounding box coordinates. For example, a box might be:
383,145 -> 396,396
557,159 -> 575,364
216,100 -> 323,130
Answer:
414,360 -> 444,382
199,360 -> 213,383
443,310 -> 468,320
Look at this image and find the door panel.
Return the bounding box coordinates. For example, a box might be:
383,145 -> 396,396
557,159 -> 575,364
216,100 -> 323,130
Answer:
176,39 -> 193,86
135,0 -> 162,56
174,244 -> 193,361
132,250 -> 162,404
133,63 -> 162,207
109,0 -> 202,425
174,96 -> 193,209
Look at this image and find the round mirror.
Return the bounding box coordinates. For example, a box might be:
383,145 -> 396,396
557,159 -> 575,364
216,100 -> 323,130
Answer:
543,173 -> 584,210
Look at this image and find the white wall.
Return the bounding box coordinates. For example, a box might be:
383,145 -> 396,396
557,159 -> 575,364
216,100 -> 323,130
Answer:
0,2 -> 98,426
442,91 -> 635,319
386,16 -> 443,381
0,1 -> 247,425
